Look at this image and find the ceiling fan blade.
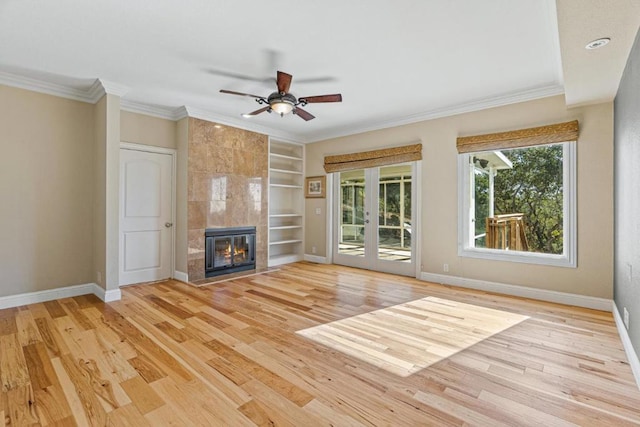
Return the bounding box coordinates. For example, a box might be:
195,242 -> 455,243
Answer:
277,71 -> 292,93
220,89 -> 265,99
206,68 -> 262,82
244,106 -> 270,116
293,107 -> 315,121
295,76 -> 336,84
298,94 -> 342,103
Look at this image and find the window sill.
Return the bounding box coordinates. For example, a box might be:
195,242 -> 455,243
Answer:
458,246 -> 576,268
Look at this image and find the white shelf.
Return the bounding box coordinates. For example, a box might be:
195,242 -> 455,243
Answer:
270,168 -> 303,175
270,152 -> 302,161
269,139 -> 304,267
270,183 -> 303,189
269,239 -> 303,246
270,225 -> 303,230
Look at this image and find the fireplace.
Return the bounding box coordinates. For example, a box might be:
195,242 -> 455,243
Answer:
205,226 -> 256,277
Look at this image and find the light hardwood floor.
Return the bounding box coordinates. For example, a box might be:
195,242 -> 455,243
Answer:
1,262 -> 639,426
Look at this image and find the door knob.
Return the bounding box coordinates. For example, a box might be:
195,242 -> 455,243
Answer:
165,222 -> 173,228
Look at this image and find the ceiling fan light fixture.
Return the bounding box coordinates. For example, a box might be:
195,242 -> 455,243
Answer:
271,101 -> 294,115
268,91 -> 296,116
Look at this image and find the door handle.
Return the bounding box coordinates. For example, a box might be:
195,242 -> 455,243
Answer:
165,222 -> 173,228
365,220 -> 370,224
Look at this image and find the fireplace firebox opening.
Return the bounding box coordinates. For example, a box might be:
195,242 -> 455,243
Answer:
205,226 -> 256,278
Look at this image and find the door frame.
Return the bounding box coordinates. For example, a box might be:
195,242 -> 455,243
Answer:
329,161 -> 421,278
119,142 -> 177,285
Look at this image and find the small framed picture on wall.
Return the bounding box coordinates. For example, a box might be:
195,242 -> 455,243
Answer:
305,176 -> 326,198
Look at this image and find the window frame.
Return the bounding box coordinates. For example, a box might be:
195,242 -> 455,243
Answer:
457,141 -> 576,268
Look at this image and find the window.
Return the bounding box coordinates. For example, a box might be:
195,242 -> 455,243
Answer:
458,142 -> 576,267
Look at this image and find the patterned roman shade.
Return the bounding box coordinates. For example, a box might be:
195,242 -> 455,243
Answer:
456,120 -> 579,154
324,143 -> 422,173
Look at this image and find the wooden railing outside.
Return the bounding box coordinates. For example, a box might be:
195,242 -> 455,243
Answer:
485,214 -> 529,251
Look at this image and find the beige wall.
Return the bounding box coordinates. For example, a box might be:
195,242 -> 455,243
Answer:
305,95 -> 614,299
121,111 -> 177,149
0,85 -> 95,297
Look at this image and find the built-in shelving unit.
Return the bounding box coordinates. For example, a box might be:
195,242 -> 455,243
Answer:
268,139 -> 304,266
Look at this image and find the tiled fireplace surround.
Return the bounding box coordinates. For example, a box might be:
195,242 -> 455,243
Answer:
187,118 -> 268,281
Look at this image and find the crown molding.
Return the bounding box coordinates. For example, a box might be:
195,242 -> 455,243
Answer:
0,72 -> 131,104
304,84 -> 566,143
87,79 -> 129,102
184,105 -> 301,142
174,106 -> 189,120
0,70 -> 96,103
120,99 -> 185,121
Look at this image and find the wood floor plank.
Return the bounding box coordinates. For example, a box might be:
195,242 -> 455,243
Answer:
0,315 -> 18,336
106,403 -> 149,427
0,262 -> 638,425
0,334 -> 30,392
120,376 -> 164,415
59,353 -> 109,426
33,384 -> 75,426
15,310 -> 43,347
22,342 -> 56,390
51,357 -> 91,427
5,384 -> 40,426
127,354 -> 167,384
43,300 -> 67,319
34,317 -> 64,358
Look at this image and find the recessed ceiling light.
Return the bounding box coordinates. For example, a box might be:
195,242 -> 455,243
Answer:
585,38 -> 610,50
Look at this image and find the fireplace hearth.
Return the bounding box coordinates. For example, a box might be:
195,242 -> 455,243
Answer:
205,226 -> 256,277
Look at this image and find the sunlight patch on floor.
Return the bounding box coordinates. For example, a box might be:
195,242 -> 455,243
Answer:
297,296 -> 529,377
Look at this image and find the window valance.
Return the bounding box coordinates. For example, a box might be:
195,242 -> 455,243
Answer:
323,143 -> 422,173
456,120 -> 579,154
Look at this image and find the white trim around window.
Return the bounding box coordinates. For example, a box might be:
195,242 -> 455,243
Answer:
457,142 -> 576,268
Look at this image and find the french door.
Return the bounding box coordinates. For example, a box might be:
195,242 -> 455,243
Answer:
333,163 -> 416,276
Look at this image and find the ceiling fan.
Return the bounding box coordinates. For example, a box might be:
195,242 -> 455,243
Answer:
220,71 -> 342,121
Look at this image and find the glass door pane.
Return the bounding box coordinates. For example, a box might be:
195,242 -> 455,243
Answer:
233,235 -> 249,265
338,169 -> 365,257
214,237 -> 233,268
378,164 -> 412,263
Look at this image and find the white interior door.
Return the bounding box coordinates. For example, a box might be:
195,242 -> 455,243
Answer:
333,163 -> 416,276
119,148 -> 173,285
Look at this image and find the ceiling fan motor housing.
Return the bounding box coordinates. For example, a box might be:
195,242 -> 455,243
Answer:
268,91 -> 297,107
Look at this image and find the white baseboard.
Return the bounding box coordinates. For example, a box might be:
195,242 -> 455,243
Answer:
420,272 -> 612,312
173,270 -> 189,283
0,282 -> 122,309
613,303 -> 640,390
93,286 -> 122,303
304,254 -> 329,264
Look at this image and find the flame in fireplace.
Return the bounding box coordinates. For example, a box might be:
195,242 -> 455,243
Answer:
223,241 -> 246,260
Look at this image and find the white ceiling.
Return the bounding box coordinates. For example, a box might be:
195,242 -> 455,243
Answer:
0,0 -> 636,143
